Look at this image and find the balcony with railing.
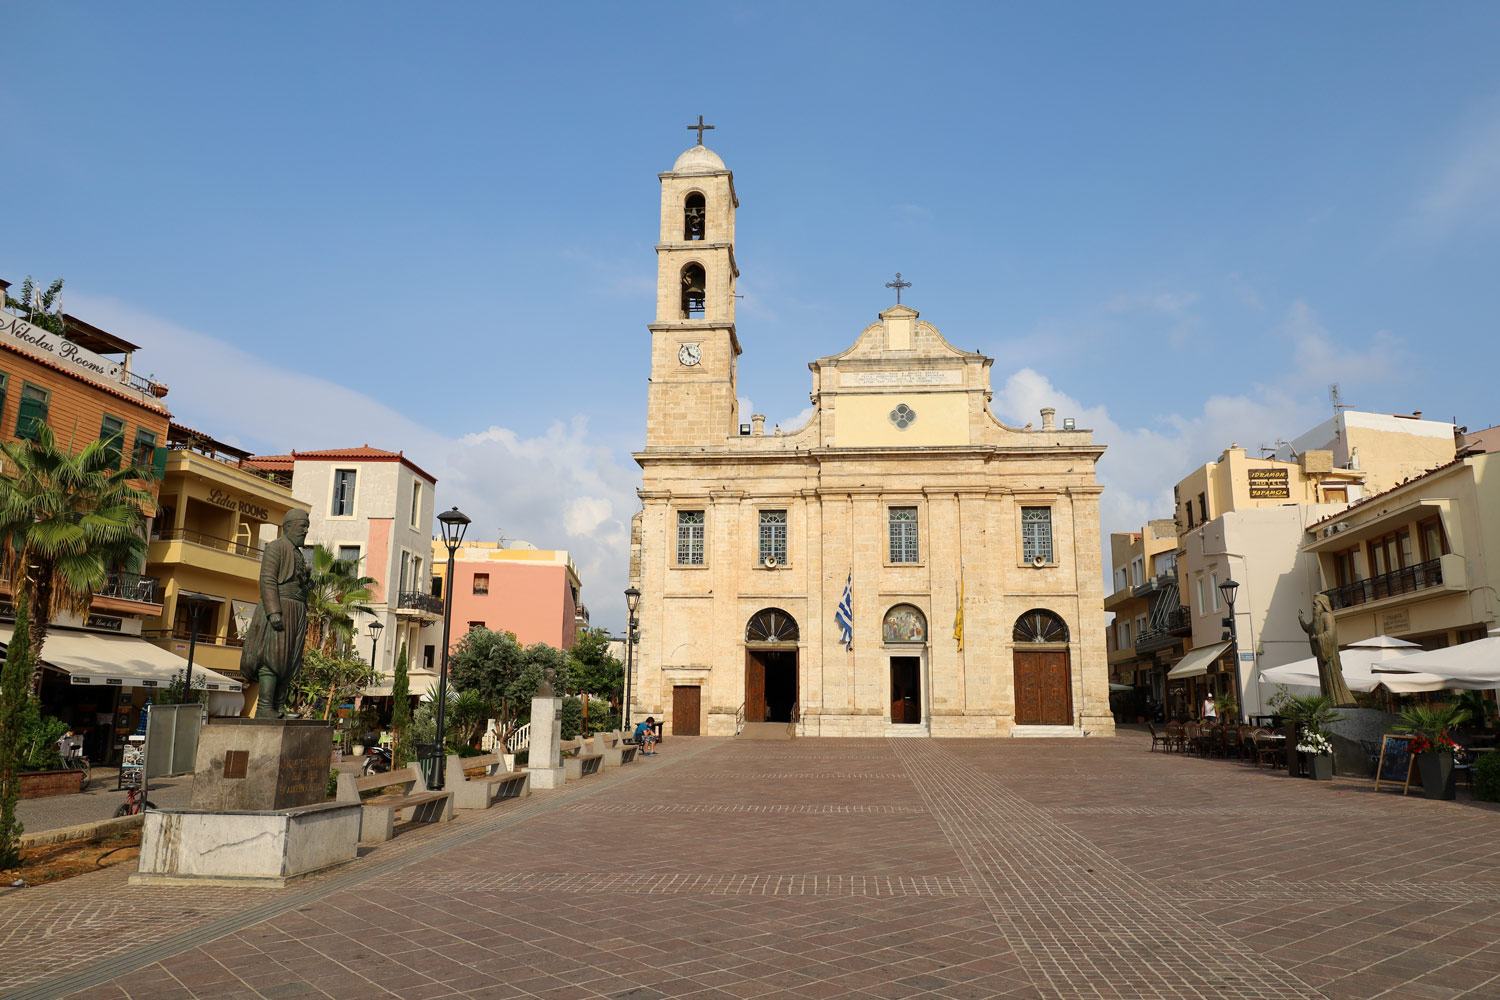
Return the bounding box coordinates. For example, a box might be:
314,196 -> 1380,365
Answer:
151,526 -> 263,559
96,570 -> 161,605
396,590 -> 445,618
1134,606 -> 1192,654
1323,556 -> 1462,612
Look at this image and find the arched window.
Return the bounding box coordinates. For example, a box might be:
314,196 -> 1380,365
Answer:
684,192 -> 706,241
746,608 -> 799,644
883,604 -> 927,643
1013,609 -> 1069,644
681,263 -> 706,318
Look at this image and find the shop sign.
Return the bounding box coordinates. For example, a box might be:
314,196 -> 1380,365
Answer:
1247,468 -> 1290,499
0,313 -> 125,381
85,614 -> 124,632
207,487 -> 270,522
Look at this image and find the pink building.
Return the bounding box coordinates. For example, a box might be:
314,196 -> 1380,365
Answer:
422,542 -> 582,656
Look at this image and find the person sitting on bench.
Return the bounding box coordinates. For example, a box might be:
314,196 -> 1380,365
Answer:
633,717 -> 658,755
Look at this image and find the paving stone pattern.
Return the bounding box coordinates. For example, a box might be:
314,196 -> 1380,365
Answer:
0,732 -> 1496,999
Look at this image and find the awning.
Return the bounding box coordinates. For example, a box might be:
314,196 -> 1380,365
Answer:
1167,640 -> 1232,680
0,625 -> 242,692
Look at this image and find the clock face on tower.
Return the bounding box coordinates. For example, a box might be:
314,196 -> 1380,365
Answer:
679,343 -> 702,367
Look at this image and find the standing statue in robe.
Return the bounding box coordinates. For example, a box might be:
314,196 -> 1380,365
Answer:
1297,594 -> 1356,706
240,509 -> 313,718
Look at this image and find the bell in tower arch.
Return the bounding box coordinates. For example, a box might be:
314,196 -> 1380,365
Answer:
680,263 -> 706,318
684,192 -> 706,241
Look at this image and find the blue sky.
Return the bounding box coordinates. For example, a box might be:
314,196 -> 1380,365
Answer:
5,3 -> 1500,631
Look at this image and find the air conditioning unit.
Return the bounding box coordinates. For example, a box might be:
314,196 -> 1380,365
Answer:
763,556 -> 779,569
1031,554 -> 1046,568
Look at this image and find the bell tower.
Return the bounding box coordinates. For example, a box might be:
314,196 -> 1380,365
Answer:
646,120 -> 741,448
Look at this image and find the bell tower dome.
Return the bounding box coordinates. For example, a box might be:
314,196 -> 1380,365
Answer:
645,119 -> 741,448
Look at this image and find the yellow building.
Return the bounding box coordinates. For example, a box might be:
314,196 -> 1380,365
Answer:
1104,520 -> 1183,713
1303,452 -> 1497,647
144,423 -> 305,714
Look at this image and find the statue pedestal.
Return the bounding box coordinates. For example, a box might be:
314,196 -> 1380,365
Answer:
135,719 -> 358,886
526,696 -> 566,789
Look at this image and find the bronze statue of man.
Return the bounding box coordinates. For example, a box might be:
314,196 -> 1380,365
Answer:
1297,594 -> 1356,706
240,509 -> 313,718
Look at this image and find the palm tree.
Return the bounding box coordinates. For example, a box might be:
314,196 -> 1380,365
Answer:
4,276 -> 66,335
304,545 -> 377,654
0,424 -> 153,694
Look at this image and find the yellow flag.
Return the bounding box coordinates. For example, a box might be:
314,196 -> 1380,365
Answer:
953,574 -> 965,651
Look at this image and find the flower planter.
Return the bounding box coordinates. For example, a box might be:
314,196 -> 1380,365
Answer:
18,768 -> 84,799
1307,753 -> 1334,781
1417,752 -> 1457,800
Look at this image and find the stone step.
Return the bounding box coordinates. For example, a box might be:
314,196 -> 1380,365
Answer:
1011,725 -> 1084,738
884,724 -> 931,738
738,722 -> 794,740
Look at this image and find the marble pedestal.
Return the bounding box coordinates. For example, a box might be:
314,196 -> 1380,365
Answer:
526,695 -> 566,789
137,719 -> 357,886
130,800 -> 360,887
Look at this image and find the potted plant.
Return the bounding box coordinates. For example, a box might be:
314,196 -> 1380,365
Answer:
1296,730 -> 1335,780
1397,703 -> 1471,801
1280,694 -> 1338,778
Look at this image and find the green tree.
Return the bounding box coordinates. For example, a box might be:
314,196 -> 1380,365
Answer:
0,599 -> 32,867
295,648 -> 378,720
4,276 -> 65,335
304,545 -> 376,654
390,642 -> 412,768
447,627 -> 526,741
569,627 -> 623,703
0,423 -> 154,694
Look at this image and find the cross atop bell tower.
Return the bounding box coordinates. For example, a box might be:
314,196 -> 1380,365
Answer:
646,130 -> 743,448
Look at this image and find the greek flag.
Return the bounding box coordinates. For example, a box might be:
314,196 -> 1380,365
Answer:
834,570 -> 854,650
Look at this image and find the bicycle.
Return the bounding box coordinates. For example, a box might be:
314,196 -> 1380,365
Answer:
61,752 -> 91,792
114,782 -> 155,817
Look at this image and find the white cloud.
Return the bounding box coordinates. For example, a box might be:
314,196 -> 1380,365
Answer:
1411,96 -> 1500,239
69,295 -> 641,633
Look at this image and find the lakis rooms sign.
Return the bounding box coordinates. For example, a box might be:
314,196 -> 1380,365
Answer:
0,313 -> 125,382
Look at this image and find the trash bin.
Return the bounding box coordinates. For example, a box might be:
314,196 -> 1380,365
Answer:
414,742 -> 445,788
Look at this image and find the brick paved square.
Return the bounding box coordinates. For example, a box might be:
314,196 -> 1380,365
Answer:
0,732 -> 1496,999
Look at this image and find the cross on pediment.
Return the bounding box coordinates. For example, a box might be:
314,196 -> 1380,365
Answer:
885,272 -> 912,304
687,115 -> 714,146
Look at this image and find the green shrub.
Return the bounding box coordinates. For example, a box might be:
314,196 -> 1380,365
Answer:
19,700 -> 67,771
1474,753 -> 1500,803
560,697 -> 583,740
326,772 -> 340,799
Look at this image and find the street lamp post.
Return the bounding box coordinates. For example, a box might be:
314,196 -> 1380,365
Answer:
623,586 -> 641,732
183,600 -> 205,701
368,619 -> 384,671
434,507 -> 471,789
1219,578 -> 1243,723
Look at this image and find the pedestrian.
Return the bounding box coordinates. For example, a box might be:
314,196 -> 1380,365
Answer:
1202,693 -> 1217,721
633,716 -> 658,755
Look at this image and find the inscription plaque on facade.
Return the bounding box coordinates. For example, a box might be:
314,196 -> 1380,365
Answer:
1247,468 -> 1290,499
840,369 -> 963,388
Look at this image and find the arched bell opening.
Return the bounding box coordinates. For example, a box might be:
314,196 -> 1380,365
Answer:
680,263 -> 706,318
684,192 -> 706,241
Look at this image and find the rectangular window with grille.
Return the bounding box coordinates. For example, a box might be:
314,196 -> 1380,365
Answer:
99,414 -> 126,466
758,509 -> 787,565
332,469 -> 357,516
1021,507 -> 1053,563
889,507 -> 919,563
677,510 -> 705,565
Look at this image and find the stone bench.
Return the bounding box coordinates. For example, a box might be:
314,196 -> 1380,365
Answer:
591,732 -> 638,767
445,751 -> 530,809
336,765 -> 453,843
559,738 -> 604,780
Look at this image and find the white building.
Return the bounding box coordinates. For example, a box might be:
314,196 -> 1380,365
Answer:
247,447 -> 440,689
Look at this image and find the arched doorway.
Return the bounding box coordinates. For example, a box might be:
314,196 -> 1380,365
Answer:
1013,609 -> 1072,726
883,605 -> 927,724
745,608 -> 799,724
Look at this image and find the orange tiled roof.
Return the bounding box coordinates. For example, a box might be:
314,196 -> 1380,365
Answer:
244,446 -> 436,484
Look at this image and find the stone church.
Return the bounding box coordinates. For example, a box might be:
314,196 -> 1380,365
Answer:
629,134 -> 1113,738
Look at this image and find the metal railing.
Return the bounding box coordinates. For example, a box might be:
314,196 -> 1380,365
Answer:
151,526 -> 263,558
141,627 -> 244,647
734,702 -> 745,735
97,570 -> 160,604
1135,606 -> 1192,654
397,590 -> 444,615
1323,558 -> 1444,611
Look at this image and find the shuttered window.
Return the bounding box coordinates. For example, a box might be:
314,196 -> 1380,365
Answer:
132,429 -> 159,477
100,414 -> 126,465
0,373 -> 8,433
332,469 -> 357,516
17,382 -> 49,440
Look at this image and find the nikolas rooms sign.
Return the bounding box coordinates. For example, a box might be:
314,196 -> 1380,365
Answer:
0,313 -> 125,382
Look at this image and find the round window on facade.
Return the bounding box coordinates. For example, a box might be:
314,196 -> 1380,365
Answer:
889,403 -> 917,430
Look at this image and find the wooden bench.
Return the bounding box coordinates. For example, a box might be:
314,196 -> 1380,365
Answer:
336,765 -> 453,842
590,731 -> 637,767
445,751 -> 530,809
559,738 -> 603,780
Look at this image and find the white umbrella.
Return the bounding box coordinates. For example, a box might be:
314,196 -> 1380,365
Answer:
1108,682 -> 1132,692
1370,635 -> 1500,688
1257,640 -> 1446,693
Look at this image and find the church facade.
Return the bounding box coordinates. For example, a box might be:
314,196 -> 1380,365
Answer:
629,138 -> 1113,738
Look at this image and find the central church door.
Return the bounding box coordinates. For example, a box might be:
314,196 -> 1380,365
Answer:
1013,651 -> 1071,725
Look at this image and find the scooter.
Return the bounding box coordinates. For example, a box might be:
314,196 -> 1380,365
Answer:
360,745 -> 392,775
